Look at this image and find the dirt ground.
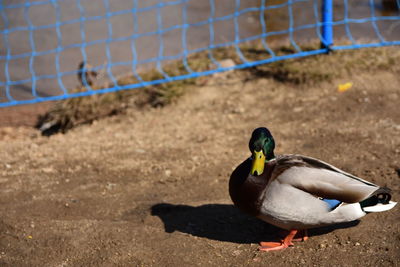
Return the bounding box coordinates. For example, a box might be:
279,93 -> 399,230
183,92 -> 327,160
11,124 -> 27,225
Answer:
0,47 -> 399,266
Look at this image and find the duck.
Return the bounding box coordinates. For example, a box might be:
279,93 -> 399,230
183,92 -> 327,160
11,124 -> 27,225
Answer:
229,127 -> 397,251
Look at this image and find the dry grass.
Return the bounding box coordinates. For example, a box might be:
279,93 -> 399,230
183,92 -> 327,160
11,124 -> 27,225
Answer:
35,42 -> 400,135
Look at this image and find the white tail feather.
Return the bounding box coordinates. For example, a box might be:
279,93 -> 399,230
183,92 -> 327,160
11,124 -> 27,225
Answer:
363,201 -> 397,213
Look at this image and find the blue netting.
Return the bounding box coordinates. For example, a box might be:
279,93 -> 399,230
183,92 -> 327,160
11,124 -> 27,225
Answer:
0,0 -> 399,107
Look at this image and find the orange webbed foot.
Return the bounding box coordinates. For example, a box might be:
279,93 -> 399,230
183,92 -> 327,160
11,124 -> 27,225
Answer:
259,242 -> 291,251
258,230 -> 300,252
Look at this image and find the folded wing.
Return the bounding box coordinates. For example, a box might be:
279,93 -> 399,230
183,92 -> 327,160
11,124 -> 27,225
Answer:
276,155 -> 384,203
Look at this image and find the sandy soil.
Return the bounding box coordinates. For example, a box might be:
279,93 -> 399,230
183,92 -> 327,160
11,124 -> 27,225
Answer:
0,48 -> 399,266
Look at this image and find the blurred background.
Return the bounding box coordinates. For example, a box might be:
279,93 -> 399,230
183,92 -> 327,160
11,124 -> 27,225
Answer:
0,0 -> 399,102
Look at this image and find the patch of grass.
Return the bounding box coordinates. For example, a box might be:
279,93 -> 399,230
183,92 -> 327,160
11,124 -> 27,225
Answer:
248,60 -> 333,85
36,89 -> 130,136
36,42 -> 400,135
245,44 -> 400,85
36,60 -> 199,135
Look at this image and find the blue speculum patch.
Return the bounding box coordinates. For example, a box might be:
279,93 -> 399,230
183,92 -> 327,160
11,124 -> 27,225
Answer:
322,198 -> 342,210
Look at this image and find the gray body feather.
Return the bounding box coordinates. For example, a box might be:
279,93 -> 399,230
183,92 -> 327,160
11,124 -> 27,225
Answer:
253,155 -> 395,230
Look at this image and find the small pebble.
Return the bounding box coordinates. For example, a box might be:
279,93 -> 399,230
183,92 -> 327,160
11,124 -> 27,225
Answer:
293,107 -> 303,113
232,250 -> 241,256
135,148 -> 145,153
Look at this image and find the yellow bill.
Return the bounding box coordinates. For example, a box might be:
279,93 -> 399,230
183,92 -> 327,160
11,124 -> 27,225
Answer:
251,150 -> 266,176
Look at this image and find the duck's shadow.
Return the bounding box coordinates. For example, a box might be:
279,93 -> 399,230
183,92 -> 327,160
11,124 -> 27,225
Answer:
151,203 -> 359,244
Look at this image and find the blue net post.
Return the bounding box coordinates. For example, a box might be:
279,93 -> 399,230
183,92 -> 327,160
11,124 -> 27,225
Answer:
321,0 -> 333,51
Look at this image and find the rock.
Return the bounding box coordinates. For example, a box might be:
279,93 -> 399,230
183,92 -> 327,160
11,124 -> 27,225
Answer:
106,183 -> 117,190
293,107 -> 303,113
42,167 -> 55,173
219,59 -> 236,69
232,250 -> 241,256
211,59 -> 236,77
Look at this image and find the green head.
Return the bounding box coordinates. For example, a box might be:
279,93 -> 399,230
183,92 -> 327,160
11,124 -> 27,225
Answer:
248,127 -> 275,176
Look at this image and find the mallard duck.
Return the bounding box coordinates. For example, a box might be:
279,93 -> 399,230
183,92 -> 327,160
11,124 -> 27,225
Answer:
229,127 -> 397,251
